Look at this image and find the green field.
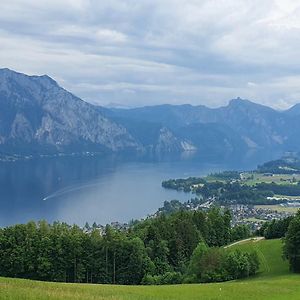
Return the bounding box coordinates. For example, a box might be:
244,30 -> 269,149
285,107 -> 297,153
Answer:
242,172 -> 300,186
227,238 -> 289,277
255,205 -> 300,213
274,195 -> 300,200
1,239 -> 299,300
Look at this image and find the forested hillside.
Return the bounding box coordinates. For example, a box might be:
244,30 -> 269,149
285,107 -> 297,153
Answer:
1,238 -> 299,300
0,209 -> 255,285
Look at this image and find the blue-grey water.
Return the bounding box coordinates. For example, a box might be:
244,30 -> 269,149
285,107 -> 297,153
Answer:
0,151 -> 281,227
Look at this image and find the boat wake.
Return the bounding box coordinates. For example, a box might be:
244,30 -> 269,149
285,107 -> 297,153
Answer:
42,180 -> 104,201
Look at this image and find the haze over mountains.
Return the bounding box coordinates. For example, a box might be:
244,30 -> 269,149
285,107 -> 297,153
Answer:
0,68 -> 300,157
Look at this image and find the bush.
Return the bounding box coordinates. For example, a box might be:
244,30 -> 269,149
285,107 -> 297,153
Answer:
186,241 -> 260,283
141,272 -> 182,285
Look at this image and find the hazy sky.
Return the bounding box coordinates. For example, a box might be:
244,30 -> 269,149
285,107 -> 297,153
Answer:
1,0 -> 300,109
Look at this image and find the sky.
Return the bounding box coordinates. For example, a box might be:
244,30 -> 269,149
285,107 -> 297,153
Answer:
1,0 -> 300,109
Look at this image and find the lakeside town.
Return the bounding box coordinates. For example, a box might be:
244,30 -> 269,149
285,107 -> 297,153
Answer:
83,198 -> 300,235
83,157 -> 300,234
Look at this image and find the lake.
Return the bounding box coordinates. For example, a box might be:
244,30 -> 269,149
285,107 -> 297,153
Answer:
0,151 -> 281,227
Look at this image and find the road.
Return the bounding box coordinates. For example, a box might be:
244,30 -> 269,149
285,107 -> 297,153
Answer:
224,236 -> 265,249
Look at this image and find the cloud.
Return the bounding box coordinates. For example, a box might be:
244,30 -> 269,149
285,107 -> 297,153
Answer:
0,0 -> 300,109
247,82 -> 257,87
52,25 -> 128,44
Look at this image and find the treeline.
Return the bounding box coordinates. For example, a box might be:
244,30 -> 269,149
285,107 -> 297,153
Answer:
162,177 -> 206,192
157,199 -> 186,215
157,198 -> 205,215
161,171 -> 240,193
144,242 -> 259,284
257,158 -> 300,174
0,209 -> 255,285
207,171 -> 241,180
163,177 -> 293,205
195,181 -> 275,205
256,216 -> 294,239
255,182 -> 300,197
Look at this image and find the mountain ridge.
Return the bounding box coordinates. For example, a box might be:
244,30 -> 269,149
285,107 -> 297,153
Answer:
0,68 -> 191,156
1,68 -> 300,158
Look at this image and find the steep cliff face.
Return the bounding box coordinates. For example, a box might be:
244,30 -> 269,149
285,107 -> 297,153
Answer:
0,69 -> 191,155
4,68 -> 300,158
0,68 -> 140,154
155,127 -> 193,153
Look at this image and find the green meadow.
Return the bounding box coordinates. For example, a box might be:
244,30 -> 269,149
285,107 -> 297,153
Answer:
242,172 -> 300,186
254,204 -> 299,213
1,239 -> 299,300
227,238 -> 289,277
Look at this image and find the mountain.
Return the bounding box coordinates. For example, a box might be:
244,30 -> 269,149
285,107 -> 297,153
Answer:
0,68 -> 139,154
110,97 -> 300,153
285,103 -> 300,116
108,104 -> 214,128
2,68 -> 300,158
216,98 -> 286,149
0,68 -> 189,156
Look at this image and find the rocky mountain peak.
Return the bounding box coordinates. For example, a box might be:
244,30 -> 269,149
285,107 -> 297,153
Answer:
0,69 -> 191,156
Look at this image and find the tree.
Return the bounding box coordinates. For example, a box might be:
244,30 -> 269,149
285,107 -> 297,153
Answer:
187,241 -> 208,280
169,212 -> 200,268
263,217 -> 293,239
225,250 -> 250,280
284,210 -> 300,272
0,208 -> 259,285
247,251 -> 260,276
187,243 -> 259,283
231,225 -> 250,242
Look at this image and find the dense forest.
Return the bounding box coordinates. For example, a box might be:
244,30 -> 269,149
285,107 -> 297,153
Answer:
255,182 -> 300,196
256,216 -> 294,239
0,209 -> 258,285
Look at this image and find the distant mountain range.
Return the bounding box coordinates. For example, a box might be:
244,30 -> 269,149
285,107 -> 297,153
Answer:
1,68 -> 300,157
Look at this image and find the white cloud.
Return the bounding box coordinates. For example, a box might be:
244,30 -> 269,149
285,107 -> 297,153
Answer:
247,82 -> 257,87
52,25 -> 128,43
0,0 -> 300,108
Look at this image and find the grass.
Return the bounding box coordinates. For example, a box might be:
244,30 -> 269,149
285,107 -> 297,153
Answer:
274,195 -> 300,200
1,239 -> 299,300
242,173 -> 300,186
243,217 -> 267,223
254,205 -> 299,213
1,275 -> 300,300
227,238 -> 289,277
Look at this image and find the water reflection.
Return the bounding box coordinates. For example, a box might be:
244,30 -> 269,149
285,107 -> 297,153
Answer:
0,150 -> 281,227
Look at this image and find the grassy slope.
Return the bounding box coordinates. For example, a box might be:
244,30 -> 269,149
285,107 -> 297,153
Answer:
227,238 -> 289,277
254,205 -> 299,213
1,239 -> 300,300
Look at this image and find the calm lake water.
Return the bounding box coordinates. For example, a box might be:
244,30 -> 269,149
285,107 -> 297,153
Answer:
0,151 -> 281,227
